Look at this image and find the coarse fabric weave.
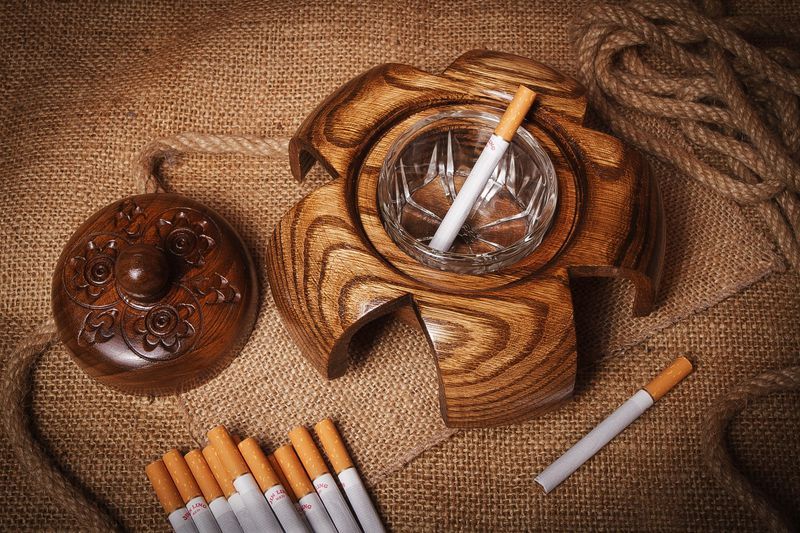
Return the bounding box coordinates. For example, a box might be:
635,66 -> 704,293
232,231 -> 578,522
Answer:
0,0 -> 797,530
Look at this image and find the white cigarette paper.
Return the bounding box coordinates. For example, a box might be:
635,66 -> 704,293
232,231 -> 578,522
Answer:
185,496 -> 221,533
233,474 -> 282,532
314,472 -> 362,533
265,484 -> 309,533
338,467 -> 385,533
428,85 -> 536,252
208,496 -> 243,533
168,507 -> 200,533
535,389 -> 654,493
298,491 -> 338,533
228,492 -> 258,533
535,357 -> 693,493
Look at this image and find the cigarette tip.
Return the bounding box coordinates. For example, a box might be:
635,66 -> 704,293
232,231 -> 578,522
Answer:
644,356 -> 694,401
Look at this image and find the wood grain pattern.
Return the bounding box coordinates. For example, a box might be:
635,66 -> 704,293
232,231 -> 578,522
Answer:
269,50 -> 665,427
52,193 -> 258,396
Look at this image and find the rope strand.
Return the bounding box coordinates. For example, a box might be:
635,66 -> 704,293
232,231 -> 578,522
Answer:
570,0 -> 800,270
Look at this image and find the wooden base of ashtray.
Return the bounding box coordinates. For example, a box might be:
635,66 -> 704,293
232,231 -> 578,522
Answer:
266,50 -> 665,428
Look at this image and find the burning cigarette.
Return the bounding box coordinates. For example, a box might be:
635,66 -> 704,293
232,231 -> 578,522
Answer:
185,450 -> 244,533
146,459 -> 199,533
202,445 -> 258,533
238,437 -> 309,533
535,357 -> 694,493
428,84 -> 537,252
274,444 -> 338,533
163,449 -> 221,533
314,418 -> 385,533
207,426 -> 282,533
289,426 -> 362,533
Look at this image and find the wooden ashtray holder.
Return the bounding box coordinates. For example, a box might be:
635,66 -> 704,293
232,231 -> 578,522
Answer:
267,50 -> 665,428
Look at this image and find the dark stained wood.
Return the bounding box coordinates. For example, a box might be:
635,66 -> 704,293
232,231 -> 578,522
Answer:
269,50 -> 665,427
52,193 -> 258,396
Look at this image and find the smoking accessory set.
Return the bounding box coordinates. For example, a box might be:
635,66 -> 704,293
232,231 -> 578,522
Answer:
51,51 -> 685,530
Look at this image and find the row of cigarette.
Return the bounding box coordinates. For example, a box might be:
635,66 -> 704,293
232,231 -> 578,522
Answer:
146,419 -> 385,533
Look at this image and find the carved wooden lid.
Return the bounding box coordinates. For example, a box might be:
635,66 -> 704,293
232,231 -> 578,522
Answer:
52,193 -> 258,395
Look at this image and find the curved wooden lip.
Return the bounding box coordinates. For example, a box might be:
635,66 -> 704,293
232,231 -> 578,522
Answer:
354,101 -> 582,293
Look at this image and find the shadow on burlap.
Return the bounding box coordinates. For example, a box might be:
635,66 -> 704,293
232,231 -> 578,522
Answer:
0,0 -> 797,530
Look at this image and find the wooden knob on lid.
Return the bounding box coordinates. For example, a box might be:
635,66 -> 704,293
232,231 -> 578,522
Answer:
52,193 -> 258,396
116,243 -> 171,302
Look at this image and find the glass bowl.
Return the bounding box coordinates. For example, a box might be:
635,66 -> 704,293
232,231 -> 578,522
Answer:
377,110 -> 558,274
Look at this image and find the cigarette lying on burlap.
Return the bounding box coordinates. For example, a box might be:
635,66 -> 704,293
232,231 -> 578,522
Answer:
185,449 -> 243,533
207,426 -> 282,533
203,445 -> 257,533
428,84 -> 536,252
289,426 -> 363,533
274,444 -> 338,533
146,459 -> 199,533
315,418 -> 386,533
238,437 -> 309,532
535,357 -> 694,493
163,449 -> 222,533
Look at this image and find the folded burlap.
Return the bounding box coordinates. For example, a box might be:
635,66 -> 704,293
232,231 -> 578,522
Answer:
0,0 -> 794,530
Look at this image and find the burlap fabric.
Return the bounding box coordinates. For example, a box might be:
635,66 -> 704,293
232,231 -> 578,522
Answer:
1,0 -> 797,530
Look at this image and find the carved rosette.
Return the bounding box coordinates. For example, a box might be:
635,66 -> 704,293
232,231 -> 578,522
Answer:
52,193 -> 258,395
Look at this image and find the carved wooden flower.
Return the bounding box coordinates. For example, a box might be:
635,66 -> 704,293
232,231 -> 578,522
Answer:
267,50 -> 665,427
156,210 -> 216,266
68,238 -> 119,299
134,303 -> 196,352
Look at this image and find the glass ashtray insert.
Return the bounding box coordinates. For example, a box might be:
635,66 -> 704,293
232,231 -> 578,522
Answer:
378,110 -> 558,274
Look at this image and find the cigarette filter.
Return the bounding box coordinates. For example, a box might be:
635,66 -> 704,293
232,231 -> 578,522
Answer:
163,449 -> 221,533
269,453 -> 313,530
535,357 -> 694,493
428,84 -> 537,252
315,418 -> 385,533
146,459 -> 199,533
290,426 -> 362,533
274,444 -> 338,533
207,426 -> 282,533
186,450 -> 243,533
203,445 -> 258,533
239,438 -> 309,533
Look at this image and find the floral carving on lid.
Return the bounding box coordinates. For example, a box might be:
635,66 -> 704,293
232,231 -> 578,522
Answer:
65,236 -> 121,305
156,210 -> 216,267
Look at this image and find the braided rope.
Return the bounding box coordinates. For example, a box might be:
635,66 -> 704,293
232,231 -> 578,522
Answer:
703,366 -> 800,532
570,0 -> 800,270
135,132 -> 291,193
0,319 -> 121,531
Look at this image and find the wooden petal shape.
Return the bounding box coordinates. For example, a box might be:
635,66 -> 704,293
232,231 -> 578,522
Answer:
412,272 -> 577,427
267,178 -> 411,378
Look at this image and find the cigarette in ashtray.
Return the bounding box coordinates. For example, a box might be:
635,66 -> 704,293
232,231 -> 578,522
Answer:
185,449 -> 244,533
315,418 -> 386,533
207,426 -> 283,533
203,445 -> 258,533
428,84 -> 537,252
289,426 -> 363,533
146,459 -> 199,533
535,356 -> 694,493
162,449 -> 222,533
274,444 -> 338,533
238,437 -> 309,532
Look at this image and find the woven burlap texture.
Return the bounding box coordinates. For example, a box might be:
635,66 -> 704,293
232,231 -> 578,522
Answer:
0,0 -> 796,530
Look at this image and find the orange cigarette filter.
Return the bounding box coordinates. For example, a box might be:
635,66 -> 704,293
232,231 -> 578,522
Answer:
146,459 -> 185,514
314,418 -> 354,475
268,453 -> 297,502
644,356 -> 693,401
238,437 -> 280,492
274,444 -> 315,499
288,426 -> 329,480
207,425 -> 250,478
202,445 -> 237,499
494,85 -> 537,142
185,449 -> 224,502
162,449 -> 202,503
